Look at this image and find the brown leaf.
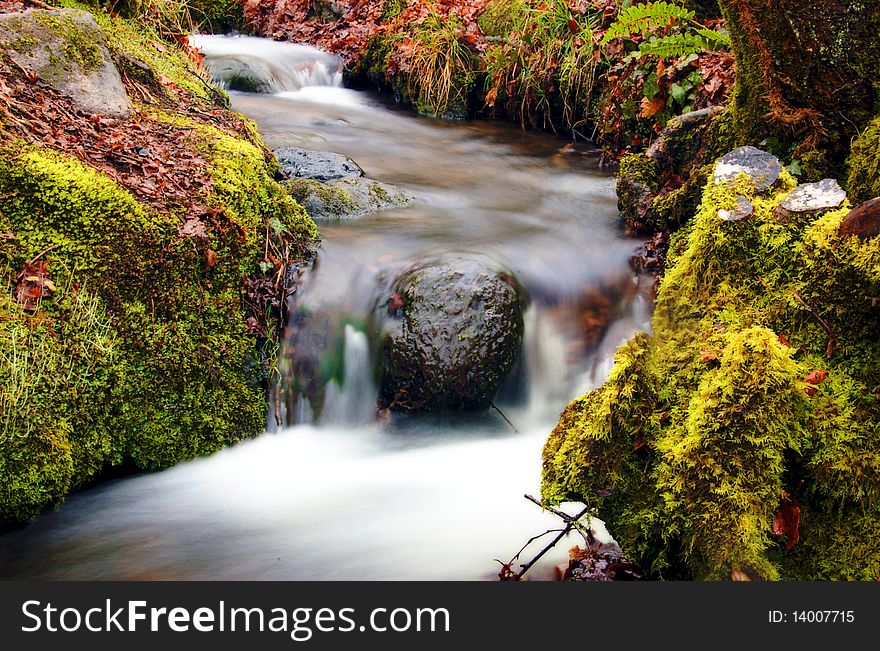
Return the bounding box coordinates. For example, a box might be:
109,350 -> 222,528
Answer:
639,96 -> 665,118
778,332 -> 791,347
699,349 -> 720,363
771,495 -> 801,551
206,249 -> 218,267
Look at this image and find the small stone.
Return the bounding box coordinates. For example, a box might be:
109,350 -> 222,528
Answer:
718,195 -> 754,221
774,179 -> 846,222
713,146 -> 781,192
839,197 -> 880,240
137,147 -> 150,157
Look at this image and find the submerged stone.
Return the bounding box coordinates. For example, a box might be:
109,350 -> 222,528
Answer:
0,9 -> 130,118
774,179 -> 846,221
839,197 -> 880,240
287,176 -> 412,221
275,146 -> 364,182
376,257 -> 524,413
713,146 -> 781,192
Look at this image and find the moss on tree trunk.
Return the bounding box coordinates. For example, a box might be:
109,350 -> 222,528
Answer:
719,0 -> 880,165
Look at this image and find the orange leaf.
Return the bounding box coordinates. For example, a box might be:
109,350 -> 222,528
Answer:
804,369 -> 829,385
699,349 -> 720,363
778,332 -> 791,347
771,495 -> 801,551
640,96 -> 665,118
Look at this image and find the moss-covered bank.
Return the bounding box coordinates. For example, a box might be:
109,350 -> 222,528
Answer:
543,162 -> 880,580
0,4 -> 317,525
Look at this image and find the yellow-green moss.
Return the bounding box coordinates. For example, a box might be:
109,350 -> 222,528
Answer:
477,0 -> 526,37
0,6 -> 318,524
846,115 -> 880,204
543,163 -> 880,580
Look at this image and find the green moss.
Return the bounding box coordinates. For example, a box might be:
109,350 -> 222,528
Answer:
380,0 -> 406,22
188,0 -> 247,34
845,115 -> 880,204
477,0 -> 527,37
287,179 -> 354,217
0,5 -> 318,523
544,157 -> 880,580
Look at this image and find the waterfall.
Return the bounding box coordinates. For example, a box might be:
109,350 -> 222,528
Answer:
320,325 -> 377,426
188,35 -> 343,94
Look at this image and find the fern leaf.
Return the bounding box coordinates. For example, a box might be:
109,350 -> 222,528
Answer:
601,2 -> 696,44
694,27 -> 731,48
637,33 -> 705,59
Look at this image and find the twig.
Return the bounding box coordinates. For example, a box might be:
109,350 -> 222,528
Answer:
792,291 -> 838,360
525,493 -> 596,545
25,244 -> 60,267
515,517 -> 586,580
25,0 -> 54,10
490,401 -> 518,433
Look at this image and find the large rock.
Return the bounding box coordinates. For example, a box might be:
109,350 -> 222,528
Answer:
376,258 -> 524,412
275,146 -> 364,182
713,146 -> 781,192
0,9 -> 130,118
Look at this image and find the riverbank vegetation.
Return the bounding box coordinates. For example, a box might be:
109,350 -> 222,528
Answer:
0,0 -> 317,524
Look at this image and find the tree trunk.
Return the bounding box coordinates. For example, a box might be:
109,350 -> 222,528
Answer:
719,0 -> 880,166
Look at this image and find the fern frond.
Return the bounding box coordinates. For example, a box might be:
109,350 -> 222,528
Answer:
694,27 -> 731,47
637,33 -> 705,58
601,1 -> 695,44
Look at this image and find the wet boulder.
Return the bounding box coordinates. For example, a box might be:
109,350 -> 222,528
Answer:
376,258 -> 524,412
286,176 -> 412,221
275,146 -> 364,182
0,8 -> 130,118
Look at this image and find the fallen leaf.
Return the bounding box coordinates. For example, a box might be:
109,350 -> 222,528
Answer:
771,495 -> 801,551
804,369 -> 829,385
699,349 -> 720,363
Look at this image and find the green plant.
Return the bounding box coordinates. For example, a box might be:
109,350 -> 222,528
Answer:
483,0 -> 601,133
404,11 -> 476,118
602,1 -> 730,59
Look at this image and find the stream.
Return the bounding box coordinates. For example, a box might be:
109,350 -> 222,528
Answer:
0,36 -> 650,580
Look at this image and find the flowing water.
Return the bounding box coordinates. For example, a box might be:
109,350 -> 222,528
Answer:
0,37 -> 651,580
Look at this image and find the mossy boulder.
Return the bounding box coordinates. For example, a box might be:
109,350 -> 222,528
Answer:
543,148 -> 880,580
0,6 -> 317,525
0,8 -> 130,117
376,257 -> 524,412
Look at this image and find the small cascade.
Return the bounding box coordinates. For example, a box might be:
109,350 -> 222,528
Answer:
188,35 -> 343,93
518,308 -> 574,424
320,325 -> 377,426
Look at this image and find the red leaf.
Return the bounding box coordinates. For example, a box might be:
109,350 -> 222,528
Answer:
804,369 -> 829,385
771,495 -> 801,551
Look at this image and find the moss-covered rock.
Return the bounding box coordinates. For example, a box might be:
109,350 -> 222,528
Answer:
543,149 -> 880,580
0,5 -> 317,525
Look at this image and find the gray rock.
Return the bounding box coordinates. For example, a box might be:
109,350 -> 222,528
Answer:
275,147 -> 364,182
774,179 -> 846,221
286,176 -> 412,221
376,257 -> 524,412
0,9 -> 130,118
718,195 -> 754,222
713,146 -> 781,192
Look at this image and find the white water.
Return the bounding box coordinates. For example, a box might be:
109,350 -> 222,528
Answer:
0,37 -> 651,580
